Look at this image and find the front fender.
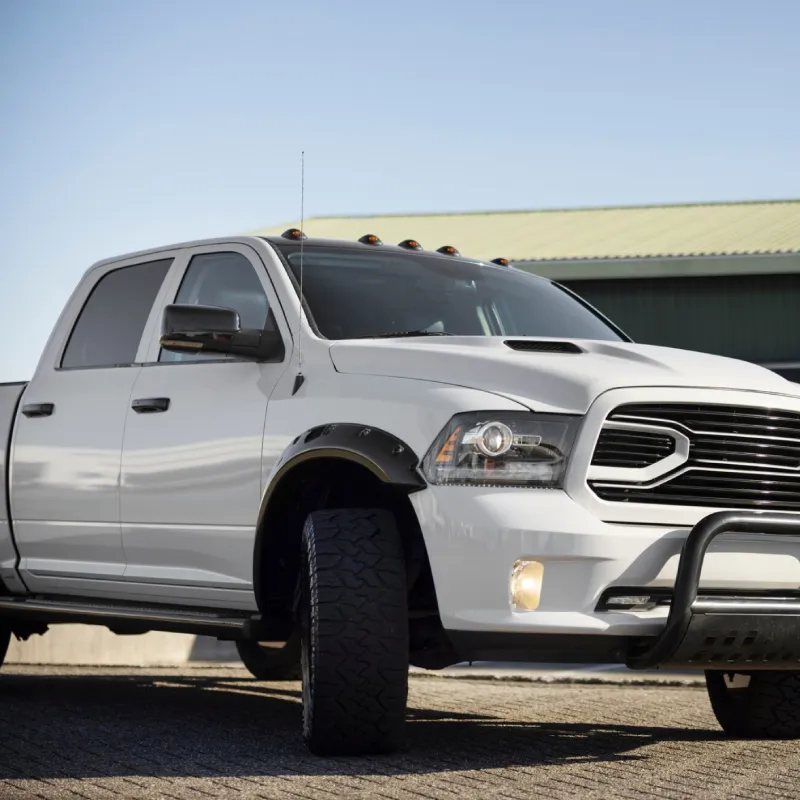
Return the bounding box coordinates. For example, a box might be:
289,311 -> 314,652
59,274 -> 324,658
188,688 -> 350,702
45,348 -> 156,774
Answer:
252,423 -> 426,622
261,422 -> 425,514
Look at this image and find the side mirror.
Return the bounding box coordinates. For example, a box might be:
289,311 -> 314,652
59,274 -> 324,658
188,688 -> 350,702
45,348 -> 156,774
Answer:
160,304 -> 284,361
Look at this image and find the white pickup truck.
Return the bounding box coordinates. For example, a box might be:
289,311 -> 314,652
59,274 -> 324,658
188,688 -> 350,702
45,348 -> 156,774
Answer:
2,230 -> 800,755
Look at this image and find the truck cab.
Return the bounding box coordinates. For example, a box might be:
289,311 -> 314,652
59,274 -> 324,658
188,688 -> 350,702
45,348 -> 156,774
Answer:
2,231 -> 800,755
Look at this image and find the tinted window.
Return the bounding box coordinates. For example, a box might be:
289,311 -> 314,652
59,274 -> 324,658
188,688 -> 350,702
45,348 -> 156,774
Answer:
160,251 -> 271,362
275,245 -> 622,341
61,259 -> 172,369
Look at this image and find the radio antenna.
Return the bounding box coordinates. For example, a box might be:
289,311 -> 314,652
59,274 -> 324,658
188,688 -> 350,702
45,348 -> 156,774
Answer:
292,151 -> 306,395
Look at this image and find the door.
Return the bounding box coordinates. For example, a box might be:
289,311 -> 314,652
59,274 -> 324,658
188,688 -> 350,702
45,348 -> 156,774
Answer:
11,256 -> 174,594
119,245 -> 290,609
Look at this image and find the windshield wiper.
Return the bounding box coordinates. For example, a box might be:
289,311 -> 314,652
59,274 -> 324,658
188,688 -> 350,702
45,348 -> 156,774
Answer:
371,330 -> 456,338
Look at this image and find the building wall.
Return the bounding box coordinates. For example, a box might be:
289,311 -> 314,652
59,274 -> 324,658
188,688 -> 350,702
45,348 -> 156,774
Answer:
564,269 -> 800,371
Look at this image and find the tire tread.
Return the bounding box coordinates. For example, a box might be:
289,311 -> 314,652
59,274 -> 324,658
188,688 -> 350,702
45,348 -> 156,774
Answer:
302,508 -> 408,756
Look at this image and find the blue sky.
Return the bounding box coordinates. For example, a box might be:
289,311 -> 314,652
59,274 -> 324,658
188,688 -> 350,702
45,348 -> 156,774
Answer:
1,0 -> 799,381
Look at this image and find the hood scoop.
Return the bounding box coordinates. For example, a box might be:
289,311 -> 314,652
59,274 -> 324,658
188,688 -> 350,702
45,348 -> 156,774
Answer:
504,339 -> 583,354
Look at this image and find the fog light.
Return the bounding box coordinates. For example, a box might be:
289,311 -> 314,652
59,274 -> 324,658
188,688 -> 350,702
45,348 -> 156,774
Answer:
511,560 -> 544,611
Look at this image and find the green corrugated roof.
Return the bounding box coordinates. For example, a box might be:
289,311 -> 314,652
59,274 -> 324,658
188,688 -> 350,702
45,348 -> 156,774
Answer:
252,199 -> 800,262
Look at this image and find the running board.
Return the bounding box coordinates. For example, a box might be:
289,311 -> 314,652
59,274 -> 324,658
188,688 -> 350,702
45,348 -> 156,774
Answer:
0,596 -> 261,639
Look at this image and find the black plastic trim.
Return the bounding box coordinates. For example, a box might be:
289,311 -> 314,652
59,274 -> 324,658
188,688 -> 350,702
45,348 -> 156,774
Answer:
260,424 -> 425,518
21,403 -> 55,418
504,339 -> 584,354
0,596 -> 263,640
626,510 -> 800,669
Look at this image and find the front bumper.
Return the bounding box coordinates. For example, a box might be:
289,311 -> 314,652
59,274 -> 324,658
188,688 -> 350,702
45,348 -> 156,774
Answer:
410,488 -> 800,666
627,510 -> 800,670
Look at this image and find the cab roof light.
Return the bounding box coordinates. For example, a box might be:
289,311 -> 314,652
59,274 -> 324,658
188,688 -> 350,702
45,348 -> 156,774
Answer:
282,228 -> 307,241
436,245 -> 461,256
398,239 -> 423,251
358,234 -> 383,246
491,257 -> 510,266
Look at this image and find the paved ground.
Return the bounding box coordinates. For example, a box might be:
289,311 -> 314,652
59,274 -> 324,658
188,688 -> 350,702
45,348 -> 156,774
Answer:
1,666 -> 799,800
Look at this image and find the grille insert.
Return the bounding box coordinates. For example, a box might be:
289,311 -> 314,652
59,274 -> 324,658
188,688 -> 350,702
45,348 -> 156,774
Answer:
592,429 -> 676,468
589,402 -> 800,511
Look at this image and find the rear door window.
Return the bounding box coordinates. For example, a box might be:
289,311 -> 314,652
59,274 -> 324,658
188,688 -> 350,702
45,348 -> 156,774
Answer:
61,259 -> 173,369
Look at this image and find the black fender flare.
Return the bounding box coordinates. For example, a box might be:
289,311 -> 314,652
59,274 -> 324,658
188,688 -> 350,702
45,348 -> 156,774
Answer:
252,423 -> 427,614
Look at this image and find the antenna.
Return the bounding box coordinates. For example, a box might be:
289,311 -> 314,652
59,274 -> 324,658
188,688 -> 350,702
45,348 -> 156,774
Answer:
292,151 -> 306,395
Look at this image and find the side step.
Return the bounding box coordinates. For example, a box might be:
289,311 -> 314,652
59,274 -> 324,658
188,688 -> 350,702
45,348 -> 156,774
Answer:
0,596 -> 262,640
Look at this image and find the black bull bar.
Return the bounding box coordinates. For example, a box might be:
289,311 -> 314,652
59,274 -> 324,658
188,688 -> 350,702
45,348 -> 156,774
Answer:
627,510 -> 800,671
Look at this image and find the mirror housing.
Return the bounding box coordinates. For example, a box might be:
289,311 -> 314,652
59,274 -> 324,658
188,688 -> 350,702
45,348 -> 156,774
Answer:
160,304 -> 284,361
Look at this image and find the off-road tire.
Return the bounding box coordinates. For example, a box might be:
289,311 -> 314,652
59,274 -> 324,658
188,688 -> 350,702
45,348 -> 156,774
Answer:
0,626 -> 10,668
236,632 -> 301,681
300,508 -> 408,756
706,670 -> 800,738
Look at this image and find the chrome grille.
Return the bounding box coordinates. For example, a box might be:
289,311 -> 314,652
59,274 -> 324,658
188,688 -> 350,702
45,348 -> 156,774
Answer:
589,402 -> 800,511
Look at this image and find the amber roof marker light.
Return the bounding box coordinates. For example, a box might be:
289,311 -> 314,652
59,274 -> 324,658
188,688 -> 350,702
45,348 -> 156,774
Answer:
436,245 -> 461,256
282,227 -> 307,241
358,234 -> 383,245
491,257 -> 510,266
398,239 -> 424,251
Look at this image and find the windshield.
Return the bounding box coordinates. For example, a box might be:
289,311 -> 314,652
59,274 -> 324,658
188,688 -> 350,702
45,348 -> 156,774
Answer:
274,244 -> 625,342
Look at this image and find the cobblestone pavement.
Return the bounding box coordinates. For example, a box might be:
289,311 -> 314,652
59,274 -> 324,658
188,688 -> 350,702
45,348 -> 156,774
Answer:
1,666 -> 799,799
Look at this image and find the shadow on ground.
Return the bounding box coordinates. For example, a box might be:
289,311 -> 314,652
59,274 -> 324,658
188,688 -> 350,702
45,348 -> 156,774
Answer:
0,672 -> 720,781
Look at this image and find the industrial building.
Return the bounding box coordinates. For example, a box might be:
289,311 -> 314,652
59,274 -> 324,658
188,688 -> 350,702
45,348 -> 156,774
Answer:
255,199 -> 800,381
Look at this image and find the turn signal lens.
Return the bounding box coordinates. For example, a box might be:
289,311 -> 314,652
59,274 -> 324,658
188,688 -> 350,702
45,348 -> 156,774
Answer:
511,560 -> 544,611
435,427 -> 462,463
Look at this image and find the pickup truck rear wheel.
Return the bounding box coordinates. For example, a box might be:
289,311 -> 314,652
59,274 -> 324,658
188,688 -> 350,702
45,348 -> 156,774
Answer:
300,508 -> 409,756
235,633 -> 301,681
706,670 -> 800,738
0,627 -> 9,667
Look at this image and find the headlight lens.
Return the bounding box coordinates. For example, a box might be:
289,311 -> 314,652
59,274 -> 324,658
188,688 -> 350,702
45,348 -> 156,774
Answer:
422,411 -> 581,487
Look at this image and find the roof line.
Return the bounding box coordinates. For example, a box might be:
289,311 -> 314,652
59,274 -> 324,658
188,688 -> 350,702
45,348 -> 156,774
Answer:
271,197 -> 800,225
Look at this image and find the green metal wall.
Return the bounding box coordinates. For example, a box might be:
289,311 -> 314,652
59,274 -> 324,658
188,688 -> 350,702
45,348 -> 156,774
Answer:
564,272 -> 800,364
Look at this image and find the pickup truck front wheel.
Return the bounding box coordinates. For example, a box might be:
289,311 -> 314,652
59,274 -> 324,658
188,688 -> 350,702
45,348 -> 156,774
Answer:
235,634 -> 301,681
300,508 -> 409,756
706,670 -> 800,738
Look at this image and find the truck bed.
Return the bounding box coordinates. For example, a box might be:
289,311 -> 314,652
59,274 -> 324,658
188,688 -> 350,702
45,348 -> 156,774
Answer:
1,382 -> 28,585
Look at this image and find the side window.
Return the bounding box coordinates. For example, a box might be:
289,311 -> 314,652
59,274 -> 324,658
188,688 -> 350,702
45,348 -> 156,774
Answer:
160,251 -> 272,363
61,258 -> 172,369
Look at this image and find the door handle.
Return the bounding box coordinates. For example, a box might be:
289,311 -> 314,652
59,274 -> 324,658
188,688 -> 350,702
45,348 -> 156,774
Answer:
131,397 -> 171,414
22,403 -> 55,418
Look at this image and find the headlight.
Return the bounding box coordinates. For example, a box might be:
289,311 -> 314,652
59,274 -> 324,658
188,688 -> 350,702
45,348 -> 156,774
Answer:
421,411 -> 581,488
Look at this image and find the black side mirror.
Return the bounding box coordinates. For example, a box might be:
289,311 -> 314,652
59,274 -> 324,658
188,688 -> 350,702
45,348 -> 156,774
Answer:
160,304 -> 284,361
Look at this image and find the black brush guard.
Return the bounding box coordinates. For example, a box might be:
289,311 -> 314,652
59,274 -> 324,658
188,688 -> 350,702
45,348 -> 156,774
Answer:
627,510 -> 800,670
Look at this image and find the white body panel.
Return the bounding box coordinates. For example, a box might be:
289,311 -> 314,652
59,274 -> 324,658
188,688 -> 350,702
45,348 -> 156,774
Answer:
411,487 -> 800,636
4,234 -> 800,646
119,360 -> 278,607
11,367 -> 138,589
328,337 -> 793,414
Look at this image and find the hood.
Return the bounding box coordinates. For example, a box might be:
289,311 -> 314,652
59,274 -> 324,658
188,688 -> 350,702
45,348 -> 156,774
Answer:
328,337 -> 800,414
